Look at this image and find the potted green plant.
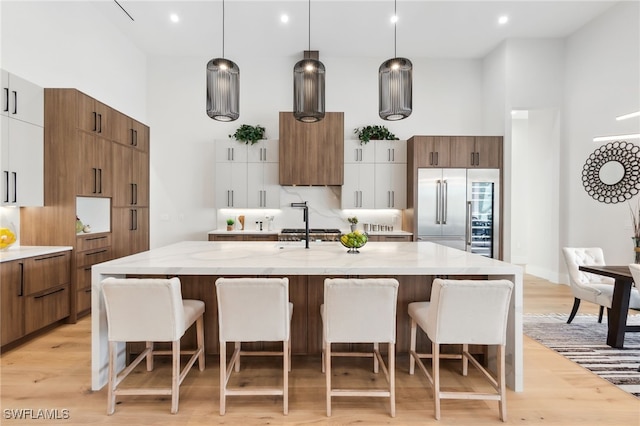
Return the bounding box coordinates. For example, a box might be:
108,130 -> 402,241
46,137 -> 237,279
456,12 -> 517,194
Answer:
353,125 -> 398,144
347,216 -> 358,232
229,124 -> 266,145
226,218 -> 235,231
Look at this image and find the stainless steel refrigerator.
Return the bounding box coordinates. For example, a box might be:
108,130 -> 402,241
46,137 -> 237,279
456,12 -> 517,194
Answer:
417,168 -> 500,258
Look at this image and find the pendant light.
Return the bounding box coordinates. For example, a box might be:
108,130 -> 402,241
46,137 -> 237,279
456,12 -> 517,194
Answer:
206,0 -> 239,122
293,0 -> 325,123
379,0 -> 412,121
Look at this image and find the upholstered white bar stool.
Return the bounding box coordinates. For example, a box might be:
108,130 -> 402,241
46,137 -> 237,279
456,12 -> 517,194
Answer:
322,278 -> 399,417
101,277 -> 205,415
215,277 -> 292,415
408,279 -> 513,422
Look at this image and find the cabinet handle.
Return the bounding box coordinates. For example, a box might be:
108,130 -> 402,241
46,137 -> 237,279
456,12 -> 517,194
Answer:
98,168 -> 103,194
435,152 -> 439,165
231,148 -> 234,161
86,249 -> 108,257
388,148 -> 391,162
85,236 -> 106,242
3,171 -> 8,202
134,129 -> 138,147
475,152 -> 480,166
11,172 -> 16,203
359,149 -> 363,162
130,183 -> 135,204
134,209 -> 138,230
3,88 -> 8,112
34,287 -> 65,300
130,128 -> 135,146
85,288 -> 92,294
11,90 -> 17,114
18,262 -> 24,297
92,112 -> 97,132
134,183 -> 138,205
392,148 -> 395,162
470,152 -> 474,166
359,190 -> 363,208
391,191 -> 395,208
98,113 -> 102,133
92,168 -> 97,193
34,253 -> 66,261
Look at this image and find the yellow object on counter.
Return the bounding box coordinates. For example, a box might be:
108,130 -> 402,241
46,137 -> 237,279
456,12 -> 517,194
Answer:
0,227 -> 17,249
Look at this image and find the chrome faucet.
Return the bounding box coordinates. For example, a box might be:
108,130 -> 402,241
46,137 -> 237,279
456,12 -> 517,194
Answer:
290,202 -> 310,249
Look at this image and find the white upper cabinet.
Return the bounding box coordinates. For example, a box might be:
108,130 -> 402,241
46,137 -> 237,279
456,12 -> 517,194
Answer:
373,139 -> 407,163
0,70 -> 44,207
344,139 -> 375,164
1,70 -> 44,127
215,139 -> 280,209
342,139 -> 407,209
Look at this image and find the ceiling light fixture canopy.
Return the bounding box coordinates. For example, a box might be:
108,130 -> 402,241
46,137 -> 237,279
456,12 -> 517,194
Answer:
206,0 -> 239,122
293,0 -> 325,123
379,0 -> 412,121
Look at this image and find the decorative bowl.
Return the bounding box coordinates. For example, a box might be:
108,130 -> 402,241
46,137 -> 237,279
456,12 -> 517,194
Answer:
339,231 -> 368,253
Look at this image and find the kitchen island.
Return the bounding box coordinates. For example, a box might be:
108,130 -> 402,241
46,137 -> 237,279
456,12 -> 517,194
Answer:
91,240 -> 523,391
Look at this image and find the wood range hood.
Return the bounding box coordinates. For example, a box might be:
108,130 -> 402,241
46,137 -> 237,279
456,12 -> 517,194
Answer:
278,111 -> 344,186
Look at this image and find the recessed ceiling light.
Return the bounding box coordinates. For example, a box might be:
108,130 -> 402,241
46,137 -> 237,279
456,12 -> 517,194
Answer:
390,14 -> 398,24
498,15 -> 509,25
281,14 -> 289,23
170,13 -> 179,23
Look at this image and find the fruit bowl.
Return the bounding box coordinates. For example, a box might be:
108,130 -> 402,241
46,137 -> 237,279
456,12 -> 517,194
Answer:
339,231 -> 368,253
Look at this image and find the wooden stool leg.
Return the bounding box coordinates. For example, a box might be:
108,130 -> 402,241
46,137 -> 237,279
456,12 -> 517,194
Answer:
220,341 -> 227,415
283,340 -> 289,415
146,341 -> 154,371
234,342 -> 241,372
433,342 -> 441,420
197,316 -> 205,371
325,343 -> 332,417
409,318 -> 417,375
170,340 -> 180,414
462,343 -> 469,376
107,341 -> 117,415
389,342 -> 396,418
373,342 -> 379,373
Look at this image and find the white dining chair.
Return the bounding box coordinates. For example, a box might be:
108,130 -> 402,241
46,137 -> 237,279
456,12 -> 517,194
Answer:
101,277 -> 205,415
409,278 -> 513,421
322,278 -> 399,417
215,277 -> 292,415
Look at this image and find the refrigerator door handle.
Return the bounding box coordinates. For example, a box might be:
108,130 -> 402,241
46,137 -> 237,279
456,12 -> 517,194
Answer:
466,201 -> 472,247
435,180 -> 441,224
442,180 -> 448,225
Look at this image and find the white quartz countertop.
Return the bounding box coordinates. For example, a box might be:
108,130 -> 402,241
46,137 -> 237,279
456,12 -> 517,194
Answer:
0,245 -> 73,262
93,240 -> 521,276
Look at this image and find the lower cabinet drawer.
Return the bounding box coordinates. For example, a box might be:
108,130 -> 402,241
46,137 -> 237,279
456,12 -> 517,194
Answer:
76,287 -> 92,314
76,247 -> 112,269
24,284 -> 70,335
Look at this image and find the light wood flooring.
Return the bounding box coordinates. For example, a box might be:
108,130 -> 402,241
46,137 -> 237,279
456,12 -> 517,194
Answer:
1,275 -> 638,425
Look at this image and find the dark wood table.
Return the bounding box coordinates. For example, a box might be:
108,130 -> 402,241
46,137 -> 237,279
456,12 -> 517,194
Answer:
578,265 -> 640,348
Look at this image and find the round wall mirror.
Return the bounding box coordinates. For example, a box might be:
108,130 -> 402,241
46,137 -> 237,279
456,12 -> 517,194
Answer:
582,141 -> 640,204
598,160 -> 625,185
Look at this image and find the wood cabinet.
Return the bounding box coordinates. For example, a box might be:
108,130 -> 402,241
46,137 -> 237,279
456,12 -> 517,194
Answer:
1,250 -> 71,348
279,111 -> 344,186
411,136 -> 452,167
1,259 -> 24,346
77,91 -> 111,139
0,69 -> 44,207
208,234 -> 279,242
367,234 -> 412,242
450,136 -> 502,168
76,131 -> 112,197
20,88 -> 150,322
112,143 -> 149,207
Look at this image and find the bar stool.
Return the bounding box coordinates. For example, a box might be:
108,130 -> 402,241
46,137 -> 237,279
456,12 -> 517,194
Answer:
101,277 -> 205,415
215,277 -> 292,415
408,278 -> 513,421
322,278 -> 399,417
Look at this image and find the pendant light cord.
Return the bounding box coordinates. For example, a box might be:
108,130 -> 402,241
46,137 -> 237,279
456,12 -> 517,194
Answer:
222,0 -> 226,58
394,0 -> 397,58
308,0 -> 311,51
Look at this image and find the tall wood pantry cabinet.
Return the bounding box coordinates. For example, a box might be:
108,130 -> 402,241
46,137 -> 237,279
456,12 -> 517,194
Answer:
20,89 -> 150,322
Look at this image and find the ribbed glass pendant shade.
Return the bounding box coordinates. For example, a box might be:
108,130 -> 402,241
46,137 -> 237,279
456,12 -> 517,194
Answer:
379,57 -> 412,121
293,58 -> 325,123
206,58 -> 240,122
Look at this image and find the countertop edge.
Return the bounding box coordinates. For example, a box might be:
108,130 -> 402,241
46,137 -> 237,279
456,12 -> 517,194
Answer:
0,246 -> 73,262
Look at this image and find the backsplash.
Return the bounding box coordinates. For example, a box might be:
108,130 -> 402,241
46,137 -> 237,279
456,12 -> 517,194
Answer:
217,186 -> 403,232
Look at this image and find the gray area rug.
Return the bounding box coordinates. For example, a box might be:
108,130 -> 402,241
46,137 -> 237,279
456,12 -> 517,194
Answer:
523,313 -> 640,398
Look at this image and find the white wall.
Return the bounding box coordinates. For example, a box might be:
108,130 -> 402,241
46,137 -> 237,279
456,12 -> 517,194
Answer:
561,1 -> 640,269
0,1 -> 147,121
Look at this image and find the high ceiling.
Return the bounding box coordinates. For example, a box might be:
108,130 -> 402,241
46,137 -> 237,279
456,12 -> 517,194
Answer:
93,0 -> 618,59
